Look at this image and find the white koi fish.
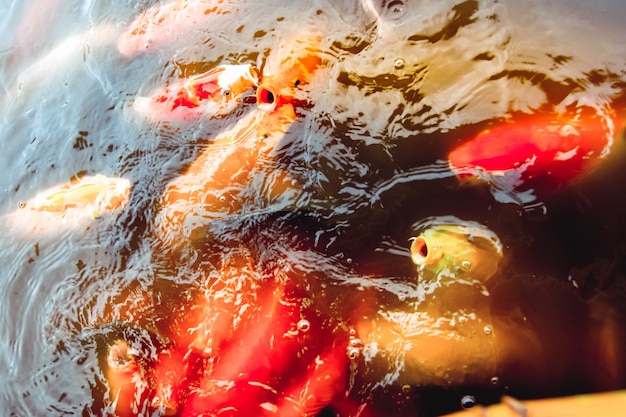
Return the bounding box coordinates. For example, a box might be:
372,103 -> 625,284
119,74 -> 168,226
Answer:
5,174 -> 131,237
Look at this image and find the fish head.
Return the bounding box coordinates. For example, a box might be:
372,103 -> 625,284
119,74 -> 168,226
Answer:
411,217 -> 503,283
134,64 -> 258,123
257,33 -> 323,111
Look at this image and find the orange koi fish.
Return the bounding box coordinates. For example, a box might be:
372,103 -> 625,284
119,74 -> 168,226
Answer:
256,33 -> 323,111
133,64 -> 258,123
104,339 -> 150,417
154,32 -> 323,246
182,282 -> 350,417
117,0 -> 237,57
155,101 -> 298,248
448,108 -> 614,204
100,269 -> 351,417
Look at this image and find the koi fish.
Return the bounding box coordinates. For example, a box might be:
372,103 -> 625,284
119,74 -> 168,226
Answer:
155,102 -> 298,248
104,339 -> 149,417
100,277 -> 351,417
410,216 -> 503,283
22,174 -> 130,215
133,64 -> 259,123
117,0 -> 237,57
5,174 -> 131,237
448,108 -> 614,205
256,33 -> 323,111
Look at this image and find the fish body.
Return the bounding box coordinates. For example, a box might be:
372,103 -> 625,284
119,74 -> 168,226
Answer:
23,174 -> 130,215
155,102 -> 298,248
5,174 -> 131,237
117,0 -> 236,56
100,279 -> 350,417
410,216 -> 503,283
448,109 -> 613,204
133,64 -> 258,123
104,340 -> 149,417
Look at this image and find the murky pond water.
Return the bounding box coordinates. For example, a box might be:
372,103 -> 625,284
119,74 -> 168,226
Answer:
1,0 -> 626,416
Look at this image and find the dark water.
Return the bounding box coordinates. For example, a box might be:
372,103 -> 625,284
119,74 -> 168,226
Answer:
1,0 -> 626,416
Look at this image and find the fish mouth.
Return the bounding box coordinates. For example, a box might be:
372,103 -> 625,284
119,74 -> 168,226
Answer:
410,235 -> 431,266
256,83 -> 280,111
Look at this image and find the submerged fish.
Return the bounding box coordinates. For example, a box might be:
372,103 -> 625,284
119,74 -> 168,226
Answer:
448,108 -> 614,205
104,339 -> 150,417
133,64 -> 259,123
155,102 -> 299,248
22,174 -> 130,215
153,33 -> 325,247
256,33 -> 323,111
117,0 -> 237,56
100,277 -> 351,417
5,174 -> 131,237
410,216 -> 503,283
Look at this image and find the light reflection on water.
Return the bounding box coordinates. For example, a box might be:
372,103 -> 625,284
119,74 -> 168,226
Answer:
1,0 -> 626,416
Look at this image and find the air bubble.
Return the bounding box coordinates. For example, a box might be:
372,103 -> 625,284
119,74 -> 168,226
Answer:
461,395 -> 476,409
349,338 -> 364,348
483,325 -> 492,335
490,376 -> 499,385
347,347 -> 361,360
461,260 -> 471,271
394,58 -> 405,69
401,384 -> 411,393
296,319 -> 310,333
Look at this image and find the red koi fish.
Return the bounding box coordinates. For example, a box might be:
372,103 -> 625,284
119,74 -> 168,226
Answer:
256,33 -> 323,111
181,281 -> 350,417
101,277 -> 351,417
117,0 -> 236,56
133,64 -> 258,123
448,108 -> 614,204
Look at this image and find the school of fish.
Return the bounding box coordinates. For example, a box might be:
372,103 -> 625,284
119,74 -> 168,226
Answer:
4,0 -> 626,416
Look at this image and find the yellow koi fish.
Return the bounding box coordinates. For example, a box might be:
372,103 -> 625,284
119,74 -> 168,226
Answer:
410,216 -> 503,283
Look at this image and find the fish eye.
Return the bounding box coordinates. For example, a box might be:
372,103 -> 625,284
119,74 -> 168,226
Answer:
294,79 -> 301,87
222,89 -> 230,96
